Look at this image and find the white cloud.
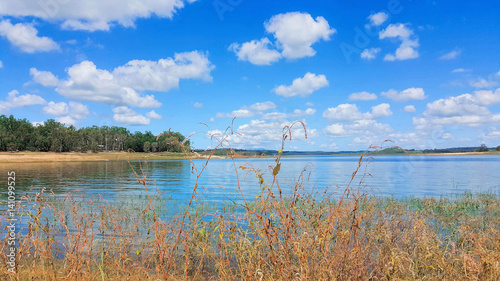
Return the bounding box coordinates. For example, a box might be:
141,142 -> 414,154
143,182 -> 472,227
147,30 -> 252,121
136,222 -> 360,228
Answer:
68,101 -> 89,120
384,38 -> 419,61
32,121 -> 44,127
325,123 -> 345,135
348,91 -> 377,101
323,104 -> 369,122
0,60 -> 3,68
439,50 -> 461,60
414,88 -> 500,129
370,103 -> 393,119
265,12 -> 336,59
380,23 -> 419,61
261,112 -> 287,120
211,119 -> 314,148
230,12 -> 335,65
322,103 -> 392,122
273,72 -> 328,97
146,110 -> 162,119
43,101 -> 89,123
0,0 -> 196,32
379,23 -> 412,39
360,48 -> 381,60
43,101 -> 69,116
451,68 -> 471,73
305,102 -> 314,107
30,68 -> 59,86
33,51 -> 213,108
404,105 -> 416,112
293,108 -> 316,116
228,38 -> 281,65
470,78 -> 497,88
262,108 -> 316,120
325,119 -> 393,137
367,12 -> 388,27
216,101 -> 277,118
249,101 -> 276,111
56,116 -> 77,127
381,88 -> 426,102
0,90 -> 47,113
194,102 -> 203,108
113,106 -> 150,125
0,20 -> 59,53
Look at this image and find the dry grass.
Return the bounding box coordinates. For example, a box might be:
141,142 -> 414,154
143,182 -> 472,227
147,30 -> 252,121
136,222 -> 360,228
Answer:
0,151 -> 213,163
1,123 -> 499,280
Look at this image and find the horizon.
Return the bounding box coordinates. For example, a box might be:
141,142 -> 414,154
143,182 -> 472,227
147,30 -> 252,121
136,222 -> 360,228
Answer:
1,1 -> 499,151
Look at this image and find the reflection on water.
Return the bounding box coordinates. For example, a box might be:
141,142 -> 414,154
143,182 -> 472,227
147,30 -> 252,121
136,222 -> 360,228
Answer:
1,155 -> 500,206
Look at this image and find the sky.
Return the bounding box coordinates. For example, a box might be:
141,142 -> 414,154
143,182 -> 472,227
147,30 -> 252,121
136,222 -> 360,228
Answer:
0,0 -> 499,151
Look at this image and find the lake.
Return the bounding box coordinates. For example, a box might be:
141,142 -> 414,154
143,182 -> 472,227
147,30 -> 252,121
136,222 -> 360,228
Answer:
2,155 -> 500,206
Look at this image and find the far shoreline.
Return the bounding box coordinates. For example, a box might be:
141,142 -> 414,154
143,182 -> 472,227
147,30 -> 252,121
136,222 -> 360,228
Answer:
1,150 -> 499,163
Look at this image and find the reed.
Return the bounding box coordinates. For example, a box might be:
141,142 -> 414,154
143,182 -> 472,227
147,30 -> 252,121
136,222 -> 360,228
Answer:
1,123 -> 499,280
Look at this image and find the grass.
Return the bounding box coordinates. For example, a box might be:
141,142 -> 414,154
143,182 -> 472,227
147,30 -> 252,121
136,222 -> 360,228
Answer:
1,122 -> 499,280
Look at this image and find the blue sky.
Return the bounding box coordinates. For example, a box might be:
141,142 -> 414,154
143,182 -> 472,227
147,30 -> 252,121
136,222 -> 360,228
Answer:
1,0 -> 499,151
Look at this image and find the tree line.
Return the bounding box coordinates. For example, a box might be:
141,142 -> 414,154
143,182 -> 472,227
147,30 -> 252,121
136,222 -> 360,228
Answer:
0,115 -> 190,153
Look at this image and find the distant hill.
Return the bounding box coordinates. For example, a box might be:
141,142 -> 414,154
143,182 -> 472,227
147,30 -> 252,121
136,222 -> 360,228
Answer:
195,146 -> 497,156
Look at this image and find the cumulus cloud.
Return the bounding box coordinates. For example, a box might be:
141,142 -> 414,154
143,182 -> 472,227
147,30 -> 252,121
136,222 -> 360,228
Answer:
229,12 -> 335,65
56,116 -> 78,126
248,101 -> 276,111
439,49 -> 461,60
370,103 -> 393,119
32,51 -> 214,108
30,68 -> 59,86
0,0 -> 197,32
0,90 -> 47,114
43,101 -> 69,116
381,88 -> 426,102
209,119 -> 314,148
228,38 -> 281,65
322,103 -> 392,122
325,119 -> 393,137
404,105 -> 416,112
348,91 -> 377,101
380,23 -> 419,61
113,107 -> 150,125
323,104 -> 369,122
273,72 -> 328,97
146,110 -> 162,119
414,88 -> 500,129
0,20 -> 59,53
360,48 -> 381,60
367,12 -> 388,27
194,102 -> 203,108
265,12 -> 336,59
43,101 -> 89,124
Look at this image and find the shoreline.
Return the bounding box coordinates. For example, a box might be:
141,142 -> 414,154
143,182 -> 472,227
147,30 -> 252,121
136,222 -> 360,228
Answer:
1,150 -> 499,163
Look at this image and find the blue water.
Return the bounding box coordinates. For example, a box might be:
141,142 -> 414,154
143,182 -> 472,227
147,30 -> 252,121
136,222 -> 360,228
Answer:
2,155 -> 500,204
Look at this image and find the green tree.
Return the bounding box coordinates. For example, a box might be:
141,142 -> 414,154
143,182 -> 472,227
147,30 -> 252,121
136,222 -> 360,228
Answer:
476,144 -> 489,152
143,141 -> 151,153
496,145 -> 500,151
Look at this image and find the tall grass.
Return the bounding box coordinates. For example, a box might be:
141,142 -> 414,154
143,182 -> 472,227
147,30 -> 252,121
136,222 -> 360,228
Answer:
1,123 -> 499,280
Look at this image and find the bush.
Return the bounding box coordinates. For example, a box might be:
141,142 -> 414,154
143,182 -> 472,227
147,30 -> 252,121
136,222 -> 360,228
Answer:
497,145 -> 500,151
